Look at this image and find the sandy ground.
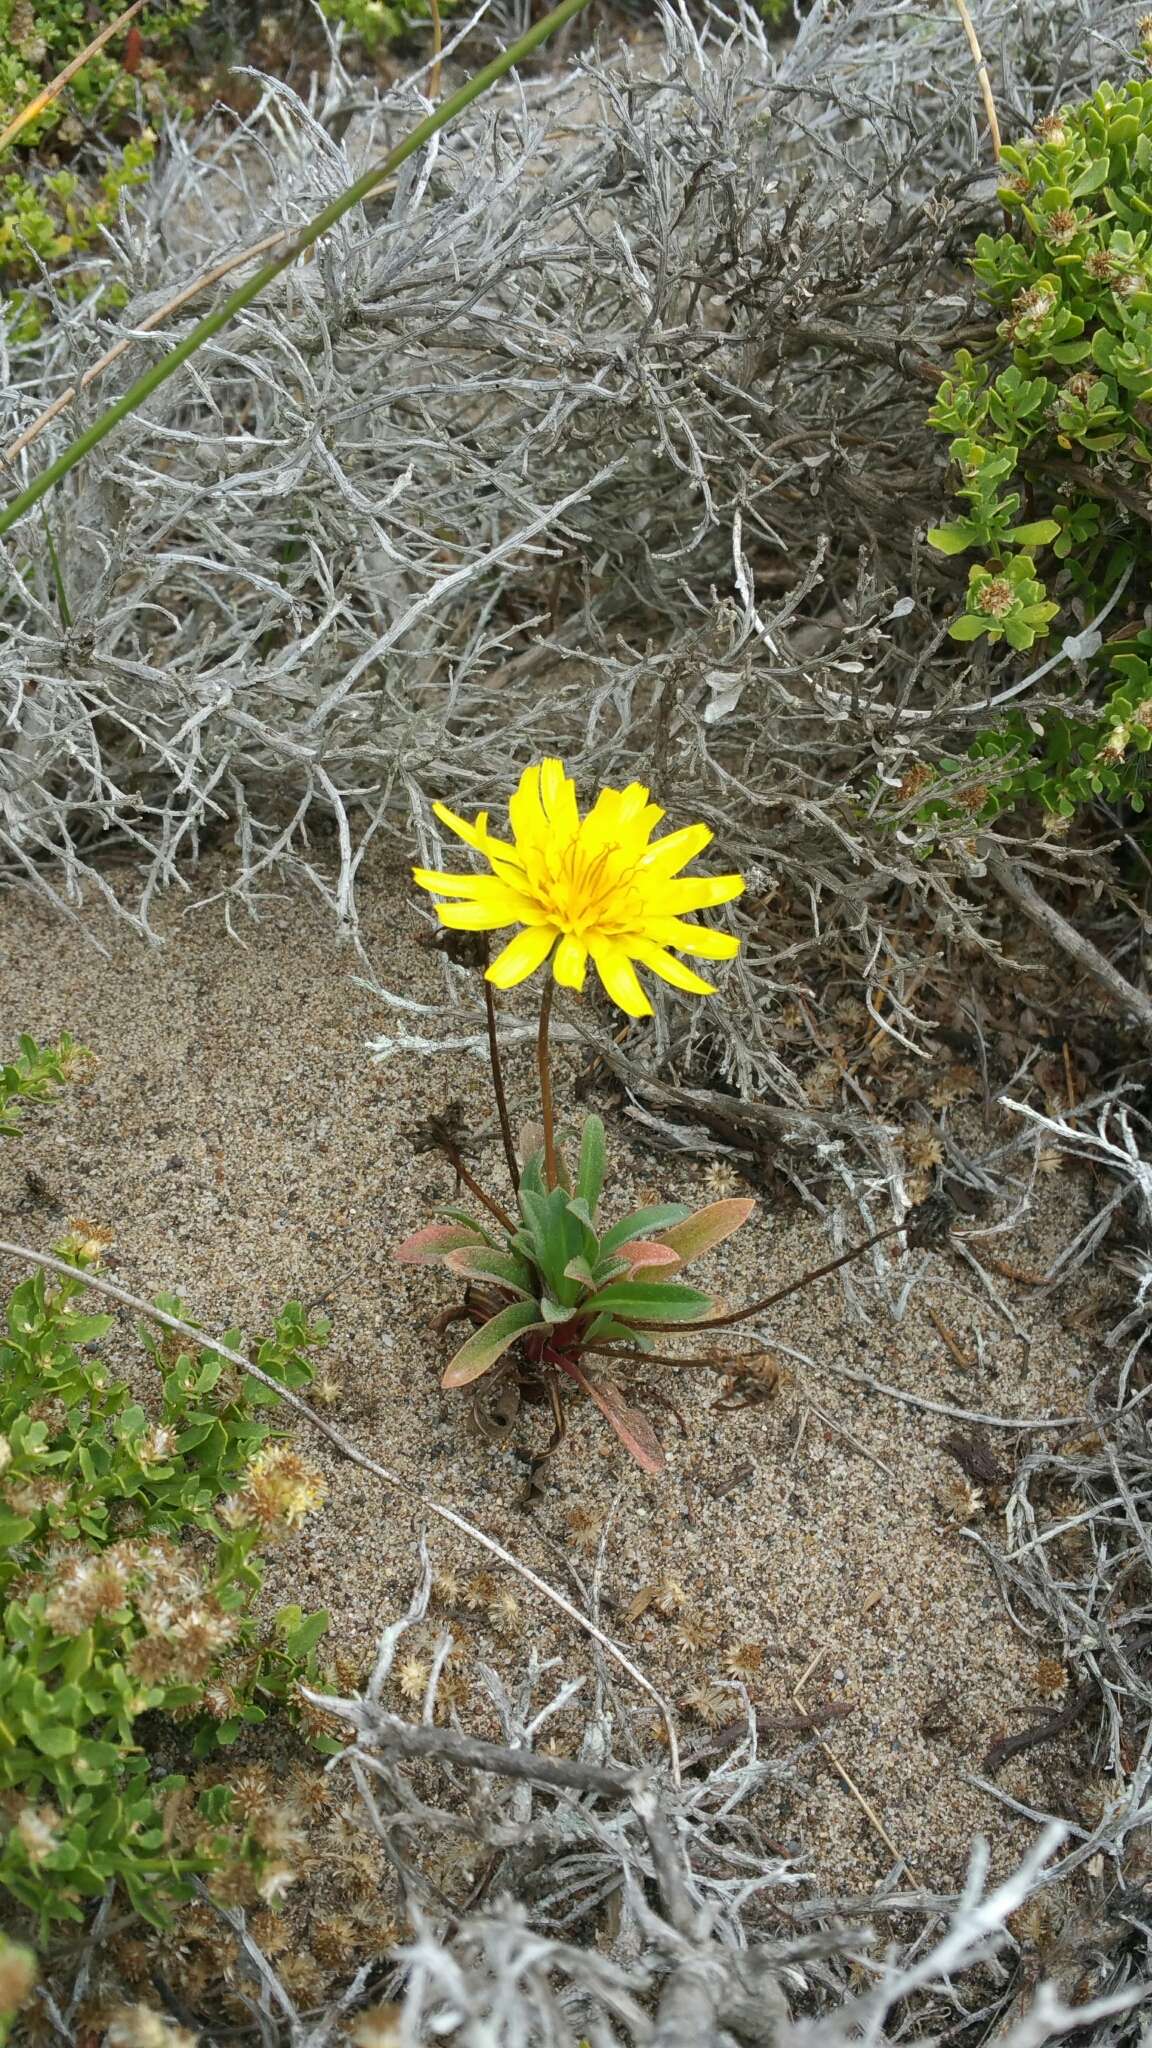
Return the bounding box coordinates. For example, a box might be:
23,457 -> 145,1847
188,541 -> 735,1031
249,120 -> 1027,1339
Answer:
0,854 -> 1109,1899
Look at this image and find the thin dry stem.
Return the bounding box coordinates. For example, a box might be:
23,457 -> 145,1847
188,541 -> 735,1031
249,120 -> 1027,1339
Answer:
952,0 -> 1003,161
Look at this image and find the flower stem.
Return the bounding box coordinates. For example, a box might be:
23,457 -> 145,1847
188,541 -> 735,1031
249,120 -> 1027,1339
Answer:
484,978 -> 520,1195
630,1220 -> 908,1334
444,1147 -> 516,1234
537,981 -> 558,1190
583,1344 -> 767,1373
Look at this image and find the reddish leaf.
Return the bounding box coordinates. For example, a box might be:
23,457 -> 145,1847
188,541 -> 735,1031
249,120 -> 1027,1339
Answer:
442,1300 -> 545,1388
656,1198 -> 756,1265
566,1359 -> 666,1473
444,1246 -> 533,1296
619,1239 -> 682,1274
394,1222 -> 484,1265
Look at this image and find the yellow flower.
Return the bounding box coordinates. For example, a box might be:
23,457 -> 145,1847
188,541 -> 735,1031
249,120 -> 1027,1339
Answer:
413,759 -> 744,1018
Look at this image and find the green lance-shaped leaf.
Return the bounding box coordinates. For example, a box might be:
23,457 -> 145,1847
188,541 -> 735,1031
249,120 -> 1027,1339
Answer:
574,1114 -> 606,1219
519,1186 -> 584,1303
442,1301 -> 545,1389
599,1203 -> 691,1256
583,1279 -> 714,1324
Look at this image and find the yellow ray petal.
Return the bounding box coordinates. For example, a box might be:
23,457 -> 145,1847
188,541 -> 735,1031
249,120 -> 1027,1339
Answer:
486,923 -> 559,988
507,762 -> 550,853
584,783 -> 663,853
647,916 -> 741,960
552,933 -> 588,990
539,757 -> 580,839
412,866 -> 498,896
589,940 -> 652,1018
412,869 -> 538,917
438,902 -> 524,932
638,822 -> 713,875
616,781 -> 657,825
655,873 -> 745,914
432,801 -> 507,853
630,940 -> 717,996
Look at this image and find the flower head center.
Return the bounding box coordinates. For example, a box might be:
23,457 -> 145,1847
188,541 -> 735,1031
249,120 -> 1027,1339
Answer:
536,836 -> 643,936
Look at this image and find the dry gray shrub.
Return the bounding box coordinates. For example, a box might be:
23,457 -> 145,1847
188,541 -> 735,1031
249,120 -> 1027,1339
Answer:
148,1545 -> 1143,2047
1,0 -> 1144,1090
957,1096 -> 1152,1895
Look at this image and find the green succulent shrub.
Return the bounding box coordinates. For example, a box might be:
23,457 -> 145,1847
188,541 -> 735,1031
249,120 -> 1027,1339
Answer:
0,1033 -> 88,1138
0,1034 -> 331,1935
1,135 -> 156,313
397,1113 -> 754,1474
319,0 -> 460,55
927,49 -> 1152,817
0,1251 -> 332,1933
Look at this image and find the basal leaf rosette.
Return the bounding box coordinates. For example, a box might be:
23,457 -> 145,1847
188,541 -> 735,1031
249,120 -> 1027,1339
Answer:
396,1114 -> 755,1472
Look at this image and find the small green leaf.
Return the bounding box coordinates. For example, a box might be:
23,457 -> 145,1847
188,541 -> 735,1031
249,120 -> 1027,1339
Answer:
574,1114 -> 606,1219
442,1301 -> 545,1389
1005,519 -> 1061,546
29,1723 -> 79,1759
283,1610 -> 330,1659
1071,156 -> 1110,198
61,1632 -> 94,1684
926,521 -> 979,554
600,1204 -> 691,1256
58,1314 -> 114,1344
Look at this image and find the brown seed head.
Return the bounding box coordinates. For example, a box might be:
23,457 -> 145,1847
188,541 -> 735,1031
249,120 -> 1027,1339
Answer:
239,1443 -> 327,1530
975,576 -> 1015,620
397,1657 -> 429,1702
680,1683 -> 731,1727
0,1941 -> 36,2020
105,2008 -> 196,2048
350,2007 -> 404,2048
